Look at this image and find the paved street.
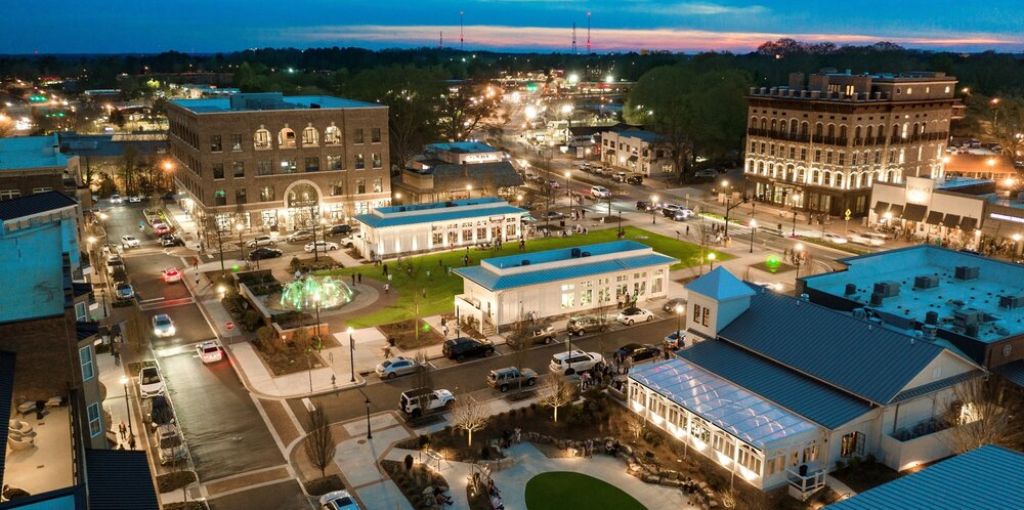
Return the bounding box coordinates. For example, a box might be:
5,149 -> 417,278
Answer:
288,318 -> 678,430
208,479 -> 309,510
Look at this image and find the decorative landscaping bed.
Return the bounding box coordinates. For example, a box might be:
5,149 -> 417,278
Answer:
381,459 -> 451,510
379,319 -> 445,350
157,471 -> 197,493
302,474 -> 346,496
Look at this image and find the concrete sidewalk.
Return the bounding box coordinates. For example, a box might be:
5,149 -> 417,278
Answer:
228,342 -> 365,399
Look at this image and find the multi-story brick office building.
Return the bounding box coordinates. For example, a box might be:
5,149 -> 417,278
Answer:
167,93 -> 390,235
743,71 -> 960,217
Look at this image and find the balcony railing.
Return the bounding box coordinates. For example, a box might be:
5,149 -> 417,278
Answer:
786,465 -> 826,501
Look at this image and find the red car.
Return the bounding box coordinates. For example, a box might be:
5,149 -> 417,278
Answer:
162,267 -> 182,283
153,223 -> 172,236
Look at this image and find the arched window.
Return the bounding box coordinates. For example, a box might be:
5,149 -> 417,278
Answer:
891,124 -> 899,139
887,170 -> 896,182
824,171 -> 832,187
827,124 -> 836,139
854,173 -> 862,188
750,117 -> 758,128
854,126 -> 862,143
815,123 -> 824,138
800,122 -> 809,136
760,118 -> 767,130
757,162 -> 764,174
797,167 -> 805,182
324,124 -> 341,145
812,170 -> 820,184
866,125 -> 873,140
839,126 -> 848,140
790,119 -> 798,135
770,119 -> 777,134
835,173 -> 844,188
278,126 -> 296,149
787,165 -> 795,181
876,170 -> 885,182
302,125 -> 319,147
254,127 -> 271,150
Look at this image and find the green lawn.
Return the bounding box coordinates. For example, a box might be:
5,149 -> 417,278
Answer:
525,471 -> 646,510
318,226 -> 728,328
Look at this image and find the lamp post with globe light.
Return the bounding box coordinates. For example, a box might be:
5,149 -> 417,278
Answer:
651,195 -> 659,225
794,243 -> 805,278
119,375 -> 134,448
748,219 -> 757,253
674,304 -> 684,343
347,326 -> 356,382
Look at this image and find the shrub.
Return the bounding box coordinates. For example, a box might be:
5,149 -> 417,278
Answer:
242,310 -> 262,332
289,257 -> 302,273
404,454 -> 414,471
417,434 -> 430,449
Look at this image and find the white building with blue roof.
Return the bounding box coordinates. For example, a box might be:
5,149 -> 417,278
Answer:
353,197 -> 526,259
452,240 -> 676,330
628,266 -> 984,496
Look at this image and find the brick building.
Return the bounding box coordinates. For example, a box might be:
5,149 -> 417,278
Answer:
167,93 -> 391,235
0,134 -> 82,201
743,71 -> 961,217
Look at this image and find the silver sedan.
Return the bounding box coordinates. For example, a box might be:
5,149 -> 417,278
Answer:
374,356 -> 420,379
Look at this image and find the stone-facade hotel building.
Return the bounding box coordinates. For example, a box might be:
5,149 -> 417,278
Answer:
743,71 -> 961,217
167,93 -> 390,234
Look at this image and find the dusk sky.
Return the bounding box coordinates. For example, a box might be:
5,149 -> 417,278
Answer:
2,0 -> 1022,54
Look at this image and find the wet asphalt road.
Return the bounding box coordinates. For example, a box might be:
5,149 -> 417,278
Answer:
208,479 -> 309,510
99,200 -> 285,483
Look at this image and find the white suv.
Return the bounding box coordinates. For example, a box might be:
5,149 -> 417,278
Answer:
549,349 -> 604,376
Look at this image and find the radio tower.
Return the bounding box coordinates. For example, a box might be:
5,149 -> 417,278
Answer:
586,12 -> 592,53
459,11 -> 464,50
439,31 -> 444,49
572,22 -> 577,54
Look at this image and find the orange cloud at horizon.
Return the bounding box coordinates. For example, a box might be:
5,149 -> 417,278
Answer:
288,24 -> 1022,52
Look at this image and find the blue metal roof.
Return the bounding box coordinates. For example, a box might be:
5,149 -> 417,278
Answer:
720,289 -> 946,405
425,141 -> 499,154
484,240 -> 650,268
825,445 -> 1024,510
686,267 -> 757,301
631,359 -> 818,449
679,341 -> 874,429
0,134 -> 67,170
374,197 -> 502,215
995,360 -> 1024,388
455,253 -> 675,291
84,450 -> 160,510
0,351 -> 14,486
0,190 -> 77,221
891,370 -> 983,403
355,205 -> 525,229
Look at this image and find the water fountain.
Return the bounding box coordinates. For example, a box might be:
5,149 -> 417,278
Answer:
276,275 -> 355,312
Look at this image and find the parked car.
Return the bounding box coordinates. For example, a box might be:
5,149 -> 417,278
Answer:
541,210 -> 565,221
160,234 -> 185,247
626,174 -> 644,185
109,194 -> 123,204
286,229 -> 314,243
442,337 -> 495,361
487,367 -> 539,392
822,232 -> 848,244
247,235 -> 276,248
694,168 -> 720,178
151,314 -> 176,338
106,254 -> 124,271
848,231 -> 886,246
146,395 -> 174,429
114,281 -> 135,302
375,356 -> 420,379
196,340 -> 223,363
161,267 -> 182,283
248,247 -> 283,261
614,343 -> 661,364
121,234 -> 140,248
139,366 -> 166,398
153,424 -> 186,465
611,172 -> 628,183
128,195 -> 144,203
617,307 -> 654,325
671,209 -> 695,221
399,388 -> 455,418
319,490 -> 361,510
338,235 -> 357,248
328,224 -> 354,236
590,185 -> 612,199
636,200 -> 655,212
662,297 -> 688,313
566,315 -> 610,336
304,241 -> 340,253
506,324 -> 556,348
660,204 -> 682,217
549,349 -> 604,376
152,223 -> 171,236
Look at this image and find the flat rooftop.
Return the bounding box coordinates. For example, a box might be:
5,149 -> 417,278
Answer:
0,134 -> 68,171
804,246 -> 1024,343
2,405 -> 75,497
170,92 -> 380,114
425,141 -> 499,154
354,197 -> 525,229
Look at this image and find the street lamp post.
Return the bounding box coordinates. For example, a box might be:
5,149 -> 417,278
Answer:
564,171 -> 572,218
394,191 -> 402,206
365,397 -> 373,439
749,219 -> 757,253
674,304 -> 684,342
707,252 -> 716,271
119,375 -> 134,448
721,180 -> 732,238
794,242 -> 805,278
235,222 -> 244,263
347,326 -> 356,383
791,193 -> 802,237
466,184 -> 473,199
651,195 -> 659,225
214,224 -> 225,273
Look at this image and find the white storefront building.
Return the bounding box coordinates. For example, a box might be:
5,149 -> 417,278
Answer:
453,240 -> 676,331
353,197 -> 526,259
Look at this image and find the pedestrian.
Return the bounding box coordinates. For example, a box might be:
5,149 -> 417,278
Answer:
118,421 -> 127,441
463,254 -> 470,266
383,262 -> 388,276
384,283 -> 389,294
351,273 -> 356,286
112,347 -> 120,367
358,273 -> 362,283
383,346 -> 392,359
519,239 -> 525,250
128,434 -> 136,450
442,324 -> 449,337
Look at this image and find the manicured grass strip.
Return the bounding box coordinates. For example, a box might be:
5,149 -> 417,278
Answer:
318,226 -> 727,328
525,471 -> 646,510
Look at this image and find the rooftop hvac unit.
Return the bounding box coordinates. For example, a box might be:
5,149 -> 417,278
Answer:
964,323 -> 980,338
998,295 -> 1024,309
845,283 -> 857,296
852,308 -> 867,320
923,324 -> 938,339
870,293 -> 884,306
571,248 -> 581,258
953,309 -> 984,327
581,251 -> 591,257
925,311 -> 939,325
873,281 -> 900,298
913,275 -> 939,290
954,266 -> 980,280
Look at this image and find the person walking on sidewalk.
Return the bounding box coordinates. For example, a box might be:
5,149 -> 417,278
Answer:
351,274 -> 356,286
382,346 -> 393,359
118,421 -> 127,441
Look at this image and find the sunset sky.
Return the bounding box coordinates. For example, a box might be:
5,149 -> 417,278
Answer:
2,0 -> 1021,54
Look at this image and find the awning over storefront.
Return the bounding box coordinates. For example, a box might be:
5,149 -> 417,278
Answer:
873,201 -> 890,214
942,214 -> 962,228
889,204 -> 904,218
960,217 -> 978,231
902,203 -> 926,221
925,210 -> 944,225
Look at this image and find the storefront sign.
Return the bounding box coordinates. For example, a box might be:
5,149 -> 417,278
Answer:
990,212 -> 1024,224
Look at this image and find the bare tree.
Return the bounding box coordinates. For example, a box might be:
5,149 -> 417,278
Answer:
539,374 -> 575,423
451,394 -> 488,447
304,402 -> 335,478
413,350 -> 432,390
945,377 -> 1024,454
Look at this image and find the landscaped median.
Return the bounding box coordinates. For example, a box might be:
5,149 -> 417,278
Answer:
318,226 -> 730,328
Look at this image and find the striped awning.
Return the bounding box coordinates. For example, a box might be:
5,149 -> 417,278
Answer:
942,214 -> 962,228
925,210 -> 944,225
